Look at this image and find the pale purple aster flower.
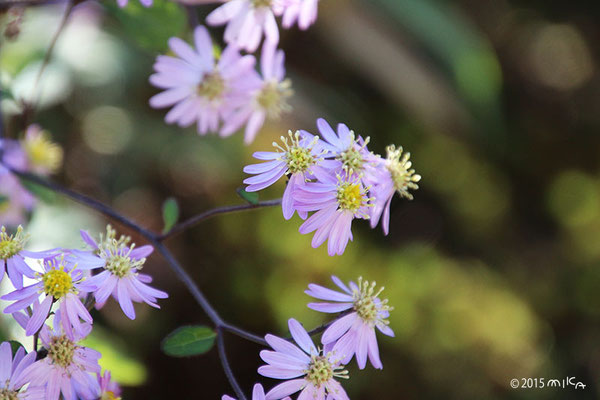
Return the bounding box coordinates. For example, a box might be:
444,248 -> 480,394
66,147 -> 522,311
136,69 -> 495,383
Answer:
282,0 -> 319,30
259,318 -> 349,400
306,276 -> 394,370
2,255 -> 94,337
0,225 -> 57,290
90,370 -> 121,400
243,130 -> 327,220
15,314 -> 101,400
0,341 -> 45,400
294,172 -> 371,256
75,225 -> 168,320
116,0 -> 152,8
365,145 -> 421,235
314,118 -> 374,178
149,25 -> 256,136
206,0 -> 285,53
222,383 -> 291,400
258,318 -> 349,400
221,43 -> 293,144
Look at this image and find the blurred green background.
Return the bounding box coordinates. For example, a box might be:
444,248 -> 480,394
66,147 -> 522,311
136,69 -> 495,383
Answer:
1,0 -> 600,398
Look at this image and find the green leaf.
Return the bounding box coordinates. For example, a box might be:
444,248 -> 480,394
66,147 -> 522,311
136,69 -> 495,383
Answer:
162,197 -> 179,234
104,0 -> 187,52
0,195 -> 8,205
161,325 -> 216,357
8,341 -> 25,356
18,179 -> 56,203
236,187 -> 259,205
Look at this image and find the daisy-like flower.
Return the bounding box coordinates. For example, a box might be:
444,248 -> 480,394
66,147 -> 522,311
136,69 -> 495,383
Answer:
314,118 -> 373,177
367,145 -> 421,235
306,276 -> 394,370
0,341 -> 45,400
243,130 -> 325,219
282,0 -> 319,30
76,225 -> 168,320
21,124 -> 63,176
15,314 -> 101,400
0,225 -> 54,290
221,44 -> 293,144
91,371 -> 121,400
116,0 -> 152,8
222,383 -> 291,400
2,254 -> 94,337
149,25 -> 256,136
258,318 -> 349,400
294,172 -> 371,256
206,0 -> 284,53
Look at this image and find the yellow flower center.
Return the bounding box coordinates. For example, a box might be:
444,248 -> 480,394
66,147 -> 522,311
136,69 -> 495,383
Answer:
0,226 -> 26,260
22,129 -> 63,174
197,72 -> 225,101
335,133 -> 369,174
304,353 -> 349,387
256,79 -> 293,119
98,225 -> 147,278
273,131 -> 319,174
353,277 -> 392,325
106,254 -> 133,278
0,388 -> 19,400
385,145 -> 421,200
101,391 -> 122,400
48,335 -> 76,368
42,268 -> 73,299
252,0 -> 272,7
336,182 -> 365,212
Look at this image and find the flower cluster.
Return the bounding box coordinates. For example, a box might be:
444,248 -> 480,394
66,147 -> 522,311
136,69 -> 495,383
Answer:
0,125 -> 63,226
0,224 -> 167,399
149,0 -> 322,143
244,118 -> 421,255
222,274 -> 392,400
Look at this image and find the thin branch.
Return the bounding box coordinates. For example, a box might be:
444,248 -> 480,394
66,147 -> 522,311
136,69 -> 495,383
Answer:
159,199 -> 282,241
217,327 -> 247,400
221,322 -> 267,346
3,165 -> 156,239
184,5 -> 199,29
151,240 -> 224,326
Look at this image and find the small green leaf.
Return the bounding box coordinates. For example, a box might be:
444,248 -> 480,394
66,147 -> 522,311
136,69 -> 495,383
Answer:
161,325 -> 216,358
8,341 -> 25,356
236,187 -> 259,205
0,195 -> 8,205
162,197 -> 179,234
18,179 -> 56,203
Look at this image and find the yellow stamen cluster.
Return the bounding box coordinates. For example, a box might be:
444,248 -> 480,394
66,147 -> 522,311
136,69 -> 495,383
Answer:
47,334 -> 76,368
0,388 -> 19,400
353,277 -> 392,326
98,225 -> 146,278
252,0 -> 272,7
336,181 -> 369,213
101,391 -> 122,400
197,72 -> 225,101
0,225 -> 27,260
22,128 -> 63,174
274,131 -> 320,174
385,145 -> 421,200
257,79 -> 293,119
336,133 -> 370,174
304,353 -> 349,387
42,265 -> 74,299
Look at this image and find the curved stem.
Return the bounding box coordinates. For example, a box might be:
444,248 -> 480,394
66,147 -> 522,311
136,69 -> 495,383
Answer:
221,322 -> 267,346
217,327 -> 247,400
160,199 -> 282,241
